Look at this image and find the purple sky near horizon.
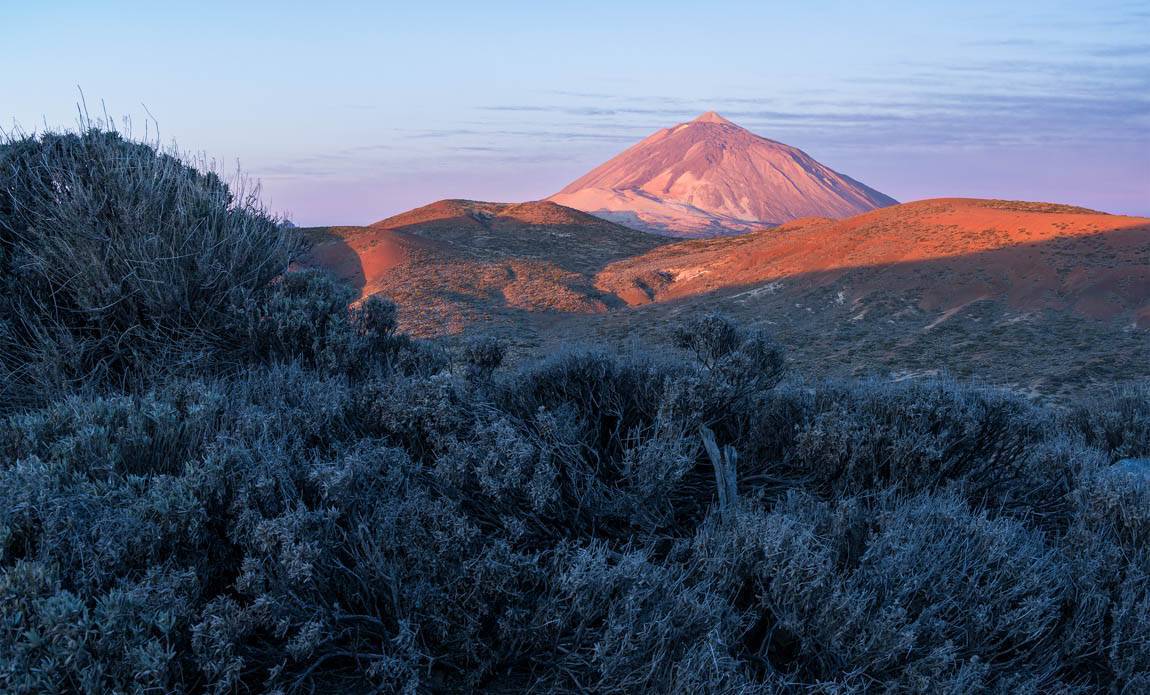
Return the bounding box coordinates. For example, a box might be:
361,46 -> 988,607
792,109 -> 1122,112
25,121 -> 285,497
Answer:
3,1 -> 1148,224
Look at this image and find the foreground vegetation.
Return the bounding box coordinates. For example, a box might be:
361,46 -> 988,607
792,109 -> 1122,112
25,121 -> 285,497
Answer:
1,129 -> 1148,693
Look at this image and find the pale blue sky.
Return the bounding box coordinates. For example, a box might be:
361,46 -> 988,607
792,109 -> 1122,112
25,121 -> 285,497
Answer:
3,1 -> 1147,224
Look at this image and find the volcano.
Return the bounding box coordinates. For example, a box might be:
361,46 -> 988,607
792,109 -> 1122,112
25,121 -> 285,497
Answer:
548,111 -> 897,236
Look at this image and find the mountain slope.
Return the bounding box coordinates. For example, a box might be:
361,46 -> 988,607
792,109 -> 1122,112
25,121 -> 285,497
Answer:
306,197 -> 1150,397
302,199 -> 665,336
595,198 -> 1150,321
577,198 -> 1150,396
549,111 -> 896,236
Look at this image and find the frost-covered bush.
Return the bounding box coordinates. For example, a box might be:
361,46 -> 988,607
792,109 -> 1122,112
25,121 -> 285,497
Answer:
1071,381 -> 1150,460
690,490 -> 1072,691
752,379 -> 1060,510
2,126 -> 1147,692
524,542 -> 737,693
0,128 -> 299,409
234,270 -> 407,373
1059,463 -> 1150,689
672,313 -> 785,425
459,334 -> 506,382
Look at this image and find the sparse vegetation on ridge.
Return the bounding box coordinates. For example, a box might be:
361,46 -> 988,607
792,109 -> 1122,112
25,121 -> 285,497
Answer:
1,129 -> 1148,693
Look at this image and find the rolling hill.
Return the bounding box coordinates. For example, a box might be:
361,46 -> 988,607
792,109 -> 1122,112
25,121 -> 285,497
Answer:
301,199 -> 665,337
595,198 -> 1150,323
306,197 -> 1150,398
576,198 -> 1150,396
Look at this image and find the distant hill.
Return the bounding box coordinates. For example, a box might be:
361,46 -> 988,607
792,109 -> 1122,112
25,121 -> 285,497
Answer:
548,111 -> 896,236
578,198 -> 1150,396
369,199 -> 661,272
301,199 -> 665,336
307,197 -> 1150,398
596,198 -> 1150,323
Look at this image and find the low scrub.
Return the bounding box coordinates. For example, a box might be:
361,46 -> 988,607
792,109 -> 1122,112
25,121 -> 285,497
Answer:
0,127 -> 299,409
1,129 -> 1148,692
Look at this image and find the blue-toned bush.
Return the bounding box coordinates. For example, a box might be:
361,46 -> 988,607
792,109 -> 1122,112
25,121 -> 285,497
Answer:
2,127 -> 1146,693
1071,381 -> 1150,460
0,128 -> 299,409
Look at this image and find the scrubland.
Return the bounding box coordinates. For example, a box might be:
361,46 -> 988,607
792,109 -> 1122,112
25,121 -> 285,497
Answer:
1,130 -> 1148,693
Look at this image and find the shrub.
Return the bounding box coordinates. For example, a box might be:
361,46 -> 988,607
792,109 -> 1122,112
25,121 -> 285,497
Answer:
1070,381 -> 1150,459
1,561 -> 199,693
756,379 -> 1055,507
672,313 -> 785,424
459,334 -> 506,382
234,270 -> 406,373
692,490 -> 1070,691
524,543 -> 737,693
0,128 -> 299,409
673,312 -> 744,368
1061,464 -> 1150,688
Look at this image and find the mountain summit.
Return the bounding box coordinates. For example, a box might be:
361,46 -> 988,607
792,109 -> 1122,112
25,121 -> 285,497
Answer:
548,112 -> 897,236
692,110 -> 734,124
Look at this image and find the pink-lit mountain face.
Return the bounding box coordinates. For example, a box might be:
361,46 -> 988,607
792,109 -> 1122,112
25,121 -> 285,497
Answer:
548,111 -> 897,237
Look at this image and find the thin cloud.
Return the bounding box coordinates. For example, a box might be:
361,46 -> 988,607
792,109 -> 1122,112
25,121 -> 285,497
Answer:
1087,44 -> 1150,58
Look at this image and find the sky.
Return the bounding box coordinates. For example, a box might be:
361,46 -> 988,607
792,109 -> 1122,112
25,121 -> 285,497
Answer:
2,1 -> 1148,225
